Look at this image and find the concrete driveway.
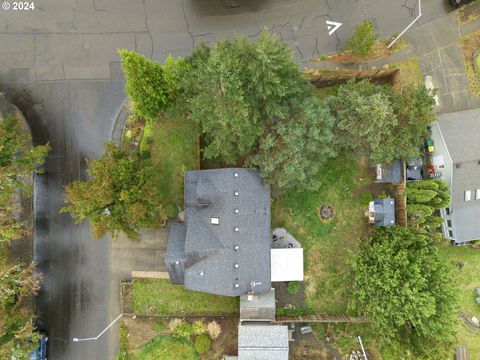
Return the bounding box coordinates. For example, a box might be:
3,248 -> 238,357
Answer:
0,0 -> 451,359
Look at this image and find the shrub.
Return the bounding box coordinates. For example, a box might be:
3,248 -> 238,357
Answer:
194,334 -> 211,354
207,321 -> 221,340
156,321 -> 165,333
191,320 -> 206,336
287,281 -> 301,295
168,318 -> 182,332
344,20 -> 379,57
171,320 -> 194,338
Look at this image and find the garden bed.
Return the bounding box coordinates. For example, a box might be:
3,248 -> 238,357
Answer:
459,29 -> 480,97
130,279 -> 239,316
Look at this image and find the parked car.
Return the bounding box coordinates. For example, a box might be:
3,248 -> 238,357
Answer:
449,0 -> 475,8
30,333 -> 48,360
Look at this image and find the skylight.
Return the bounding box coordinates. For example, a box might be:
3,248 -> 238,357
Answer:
211,217 -> 220,225
465,190 -> 471,202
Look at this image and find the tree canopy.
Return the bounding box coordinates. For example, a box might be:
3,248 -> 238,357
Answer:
327,80 -> 436,165
343,20 -> 379,57
185,30 -> 313,164
349,227 -> 457,357
119,50 -> 189,121
0,263 -> 42,359
61,142 -> 167,240
0,114 -> 49,242
248,96 -> 335,190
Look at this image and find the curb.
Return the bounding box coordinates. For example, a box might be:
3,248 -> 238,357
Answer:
110,100 -> 130,144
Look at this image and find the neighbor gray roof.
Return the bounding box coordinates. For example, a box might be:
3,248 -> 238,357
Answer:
379,160 -> 404,183
166,168 -> 271,297
238,324 -> 289,360
240,288 -> 276,321
436,109 -> 480,242
373,198 -> 395,227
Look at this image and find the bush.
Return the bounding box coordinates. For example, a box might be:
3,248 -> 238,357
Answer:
168,318 -> 182,332
191,320 -> 206,335
207,321 -> 221,340
171,320 -> 194,339
344,20 -> 379,57
194,334 -> 211,354
287,281 -> 301,295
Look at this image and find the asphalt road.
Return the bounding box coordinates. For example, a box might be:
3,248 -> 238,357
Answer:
0,0 -> 450,359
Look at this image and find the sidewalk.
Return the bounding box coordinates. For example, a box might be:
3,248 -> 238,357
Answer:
405,10 -> 480,113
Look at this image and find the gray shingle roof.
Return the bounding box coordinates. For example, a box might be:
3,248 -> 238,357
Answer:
166,168 -> 271,297
379,160 -> 404,183
165,224 -> 187,284
238,324 -> 289,360
373,198 -> 395,227
436,109 -> 480,243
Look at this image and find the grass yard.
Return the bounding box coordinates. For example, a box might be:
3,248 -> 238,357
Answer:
131,335 -> 198,360
142,116 -> 199,217
459,29 -> 480,97
438,245 -> 480,359
391,57 -> 423,89
272,156 -> 370,313
132,279 -> 239,316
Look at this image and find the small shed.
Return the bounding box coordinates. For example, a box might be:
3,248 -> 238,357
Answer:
270,248 -> 304,282
240,288 -> 276,322
368,198 -> 395,227
375,160 -> 404,183
238,324 -> 289,360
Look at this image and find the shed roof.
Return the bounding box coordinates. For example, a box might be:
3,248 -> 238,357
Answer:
240,288 -> 276,321
238,324 -> 289,360
373,198 -> 395,227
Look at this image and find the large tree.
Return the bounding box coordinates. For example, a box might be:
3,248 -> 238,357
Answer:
0,115 -> 49,242
327,80 -> 436,165
349,227 -> 457,357
185,30 -> 312,164
327,80 -> 398,164
0,263 -> 42,359
248,96 -> 335,190
61,142 -> 167,240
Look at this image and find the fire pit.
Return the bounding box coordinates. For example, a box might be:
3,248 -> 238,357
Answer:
318,204 -> 334,221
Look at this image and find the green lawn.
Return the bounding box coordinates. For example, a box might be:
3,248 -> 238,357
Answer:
438,245 -> 480,359
142,116 -> 199,217
132,279 -> 239,316
272,155 -> 370,313
131,335 -> 198,360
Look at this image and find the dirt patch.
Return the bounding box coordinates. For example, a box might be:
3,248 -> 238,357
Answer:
124,316 -> 163,352
274,282 -> 305,309
201,318 -> 238,360
120,282 -> 134,315
291,336 -> 342,360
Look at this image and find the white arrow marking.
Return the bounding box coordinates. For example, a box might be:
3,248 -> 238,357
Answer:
326,20 -> 342,36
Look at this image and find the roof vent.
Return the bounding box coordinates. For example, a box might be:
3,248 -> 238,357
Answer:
211,217 -> 220,225
234,283 -> 239,288
175,261 -> 180,265
234,191 -> 239,196
234,245 -> 239,252
234,227 -> 239,232
200,271 -> 204,276
456,163 -> 461,168
234,209 -> 239,214
234,172 -> 239,178
234,263 -> 239,268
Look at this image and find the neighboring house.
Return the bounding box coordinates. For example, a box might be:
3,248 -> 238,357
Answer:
431,109 -> 480,244
367,198 -> 396,227
165,168 -> 271,296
